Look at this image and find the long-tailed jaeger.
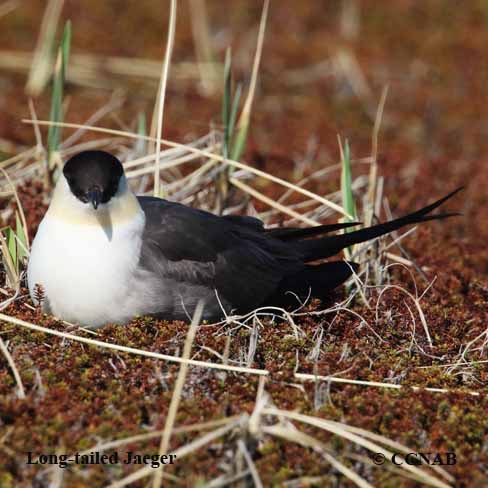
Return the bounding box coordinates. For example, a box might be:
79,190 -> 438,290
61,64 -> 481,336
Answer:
27,150 -> 461,328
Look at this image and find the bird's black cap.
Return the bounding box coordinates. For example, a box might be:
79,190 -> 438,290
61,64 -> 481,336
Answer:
63,151 -> 124,209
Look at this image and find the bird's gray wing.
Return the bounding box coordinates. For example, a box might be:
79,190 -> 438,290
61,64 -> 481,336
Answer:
137,197 -> 302,315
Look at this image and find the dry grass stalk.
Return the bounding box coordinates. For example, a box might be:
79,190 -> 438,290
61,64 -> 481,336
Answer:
189,0 -> 218,95
384,252 -> 414,267
366,85 -> 389,227
165,158 -> 218,196
27,99 -> 44,150
205,470 -> 252,488
419,359 -> 488,369
108,417 -> 243,487
0,336 -> 25,398
375,283 -> 432,346
1,50 -> 221,86
263,408 -> 451,488
0,0 -> 19,19
230,177 -> 320,227
452,327 -> 488,370
0,167 -> 30,247
263,424 -> 373,488
150,0 -> 177,196
333,49 -> 371,101
152,301 -> 203,488
125,144 -> 220,179
61,92 -> 125,149
22,119 -> 352,217
232,0 -> 269,159
0,312 -> 268,376
295,372 -> 479,397
340,0 -> 360,40
334,421 -> 454,483
249,375 -> 267,434
0,148 -> 37,171
25,0 -> 64,96
0,233 -> 19,288
237,439 -> 263,487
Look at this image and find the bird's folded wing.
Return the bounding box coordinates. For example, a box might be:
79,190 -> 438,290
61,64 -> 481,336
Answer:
137,197 -> 301,310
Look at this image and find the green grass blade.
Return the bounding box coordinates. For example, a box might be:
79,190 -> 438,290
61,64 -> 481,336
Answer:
15,212 -> 28,261
0,230 -> 18,286
135,112 -> 147,155
229,120 -> 249,162
222,47 -> 232,159
228,82 -> 242,145
339,137 -> 357,263
47,20 -> 71,167
217,48 -> 241,214
5,227 -> 17,273
137,112 -> 146,136
230,0 -> 269,162
340,138 -> 357,224
61,20 -> 71,78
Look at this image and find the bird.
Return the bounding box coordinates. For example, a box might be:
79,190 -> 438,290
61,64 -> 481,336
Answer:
27,150 -> 462,328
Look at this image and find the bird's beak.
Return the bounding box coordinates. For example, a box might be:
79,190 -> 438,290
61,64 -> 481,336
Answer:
87,188 -> 102,210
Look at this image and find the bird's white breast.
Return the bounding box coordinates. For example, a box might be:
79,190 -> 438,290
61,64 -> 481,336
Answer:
28,202 -> 146,328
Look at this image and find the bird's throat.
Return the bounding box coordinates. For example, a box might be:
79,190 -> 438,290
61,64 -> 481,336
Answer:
47,180 -> 142,230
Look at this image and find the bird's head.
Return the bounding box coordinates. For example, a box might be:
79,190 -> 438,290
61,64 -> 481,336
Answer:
47,151 -> 142,234
62,150 -> 124,210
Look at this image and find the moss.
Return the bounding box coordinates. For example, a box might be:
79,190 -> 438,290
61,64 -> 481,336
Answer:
0,473 -> 15,488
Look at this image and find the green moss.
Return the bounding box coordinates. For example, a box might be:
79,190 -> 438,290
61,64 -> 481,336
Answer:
0,473 -> 15,488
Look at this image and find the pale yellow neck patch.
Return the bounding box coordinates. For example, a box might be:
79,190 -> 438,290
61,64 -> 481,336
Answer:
47,176 -> 143,228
